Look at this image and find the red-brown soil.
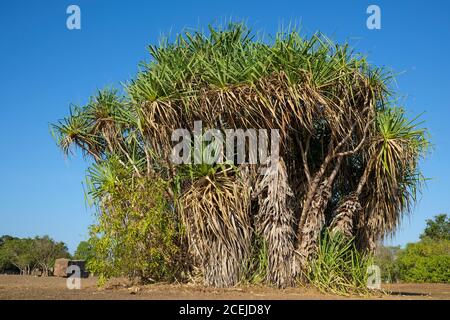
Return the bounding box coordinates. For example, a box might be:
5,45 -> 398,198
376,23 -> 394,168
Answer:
0,275 -> 448,300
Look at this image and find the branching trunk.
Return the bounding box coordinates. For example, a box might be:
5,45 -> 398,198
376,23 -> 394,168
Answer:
329,157 -> 372,238
294,110 -> 372,275
296,156 -> 343,271
329,193 -> 360,237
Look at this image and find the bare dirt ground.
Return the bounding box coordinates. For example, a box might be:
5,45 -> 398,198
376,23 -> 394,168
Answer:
0,275 -> 449,300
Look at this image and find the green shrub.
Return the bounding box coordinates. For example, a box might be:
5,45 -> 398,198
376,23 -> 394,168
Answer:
397,239 -> 450,283
308,231 -> 374,295
87,174 -> 186,285
243,234 -> 269,284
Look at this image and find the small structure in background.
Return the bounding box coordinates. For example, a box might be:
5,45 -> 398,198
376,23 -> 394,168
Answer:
53,258 -> 89,278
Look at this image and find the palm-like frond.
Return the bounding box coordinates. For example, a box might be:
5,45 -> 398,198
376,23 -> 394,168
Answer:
355,108 -> 428,251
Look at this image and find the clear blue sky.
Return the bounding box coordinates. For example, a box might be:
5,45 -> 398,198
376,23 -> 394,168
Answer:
0,0 -> 449,253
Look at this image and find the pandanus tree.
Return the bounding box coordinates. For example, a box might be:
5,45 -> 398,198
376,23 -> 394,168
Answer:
52,23 -> 428,288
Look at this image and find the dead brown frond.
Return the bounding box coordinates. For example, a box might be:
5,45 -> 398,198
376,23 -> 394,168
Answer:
180,168 -> 252,287
253,158 -> 297,287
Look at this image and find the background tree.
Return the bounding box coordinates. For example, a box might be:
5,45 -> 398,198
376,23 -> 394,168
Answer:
420,214 -> 450,241
397,239 -> 450,283
0,235 -> 16,247
0,236 -> 70,275
0,235 -> 17,272
398,214 -> 450,283
74,241 -> 94,261
32,236 -> 70,276
0,238 -> 35,274
374,214 -> 450,283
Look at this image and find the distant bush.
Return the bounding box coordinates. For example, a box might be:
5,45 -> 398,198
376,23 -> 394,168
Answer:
397,239 -> 450,283
374,245 -> 402,283
74,241 -> 94,272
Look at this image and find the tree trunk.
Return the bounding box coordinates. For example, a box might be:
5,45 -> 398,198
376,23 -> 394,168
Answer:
296,156 -> 343,273
329,193 -> 360,237
329,160 -> 371,238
